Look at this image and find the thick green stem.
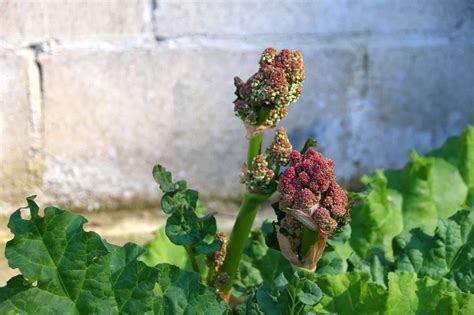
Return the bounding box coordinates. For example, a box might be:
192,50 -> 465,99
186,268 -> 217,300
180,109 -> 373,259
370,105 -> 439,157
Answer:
219,192 -> 266,292
221,107 -> 272,293
206,264 -> 216,286
247,133 -> 263,169
299,226 -> 319,258
246,107 -> 269,168
185,245 -> 200,274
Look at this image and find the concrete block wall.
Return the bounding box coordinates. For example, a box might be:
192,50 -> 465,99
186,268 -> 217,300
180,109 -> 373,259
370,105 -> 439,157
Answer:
1,0 -> 473,213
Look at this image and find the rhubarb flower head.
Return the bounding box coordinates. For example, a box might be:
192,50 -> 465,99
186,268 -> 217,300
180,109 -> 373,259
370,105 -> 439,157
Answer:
274,148 -> 351,270
266,128 -> 292,167
234,48 -> 305,132
244,155 -> 275,192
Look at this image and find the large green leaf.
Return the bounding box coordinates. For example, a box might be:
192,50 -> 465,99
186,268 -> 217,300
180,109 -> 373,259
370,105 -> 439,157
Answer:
429,126 -> 474,205
314,271 -> 388,314
314,271 -> 474,315
0,197 -> 229,314
2,197 -> 117,314
387,153 -> 467,232
350,171 -> 403,259
385,272 -> 474,315
106,243 -> 158,314
351,126 -> 473,258
393,209 -> 473,293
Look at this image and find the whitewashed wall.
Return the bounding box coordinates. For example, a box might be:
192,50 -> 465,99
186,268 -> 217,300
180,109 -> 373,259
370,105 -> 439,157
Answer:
1,0 -> 473,212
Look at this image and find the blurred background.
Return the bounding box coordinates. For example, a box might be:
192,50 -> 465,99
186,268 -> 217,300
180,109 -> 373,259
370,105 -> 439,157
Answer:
0,0 -> 473,272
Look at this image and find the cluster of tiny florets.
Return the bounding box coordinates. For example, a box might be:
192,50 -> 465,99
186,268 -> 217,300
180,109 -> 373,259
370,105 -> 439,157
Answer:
277,148 -> 348,234
312,207 -> 338,234
234,48 -> 305,128
207,232 -> 227,273
266,128 -> 292,167
244,155 -> 275,192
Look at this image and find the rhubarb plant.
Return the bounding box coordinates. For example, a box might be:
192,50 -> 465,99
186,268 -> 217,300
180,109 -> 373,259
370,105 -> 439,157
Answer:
0,48 -> 473,314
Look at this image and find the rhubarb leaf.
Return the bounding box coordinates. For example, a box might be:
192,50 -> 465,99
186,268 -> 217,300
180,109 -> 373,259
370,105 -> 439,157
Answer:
351,126 -> 473,258
0,197 -> 229,314
393,209 -> 473,293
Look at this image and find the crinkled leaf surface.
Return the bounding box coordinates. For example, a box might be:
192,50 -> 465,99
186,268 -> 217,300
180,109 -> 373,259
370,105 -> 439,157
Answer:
2,197 -> 117,314
314,271 -> 388,314
350,171 -> 404,259
153,264 -> 230,315
314,271 -> 473,315
153,164 -> 222,260
233,230 -> 294,298
384,272 -> 474,315
351,126 -> 473,258
238,271 -> 323,315
393,209 -> 473,292
165,211 -> 201,245
105,242 -> 158,314
0,197 -> 229,314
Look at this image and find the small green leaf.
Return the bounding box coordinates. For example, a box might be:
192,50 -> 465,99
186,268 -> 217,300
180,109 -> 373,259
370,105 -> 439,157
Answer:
296,279 -> 323,305
301,138 -> 317,154
153,164 -> 175,192
165,211 -> 201,245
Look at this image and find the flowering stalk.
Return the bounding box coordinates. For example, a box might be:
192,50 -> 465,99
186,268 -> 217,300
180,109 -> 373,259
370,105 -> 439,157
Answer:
219,48 -> 305,296
219,191 -> 268,294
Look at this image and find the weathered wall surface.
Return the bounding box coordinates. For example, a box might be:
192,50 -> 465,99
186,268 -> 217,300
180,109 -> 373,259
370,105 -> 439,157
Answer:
1,0 -> 473,212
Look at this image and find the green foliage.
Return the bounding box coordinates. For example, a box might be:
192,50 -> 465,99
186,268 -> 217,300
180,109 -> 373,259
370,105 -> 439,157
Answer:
235,271 -> 323,315
393,209 -> 473,293
2,129 -> 474,314
349,209 -> 474,293
351,126 -> 474,258
238,208 -> 474,314
153,264 -> 230,314
0,197 -> 229,314
314,271 -> 473,315
152,165 -> 221,257
233,230 -> 294,298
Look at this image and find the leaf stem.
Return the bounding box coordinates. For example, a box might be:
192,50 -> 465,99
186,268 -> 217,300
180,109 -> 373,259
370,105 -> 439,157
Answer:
185,245 -> 200,274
